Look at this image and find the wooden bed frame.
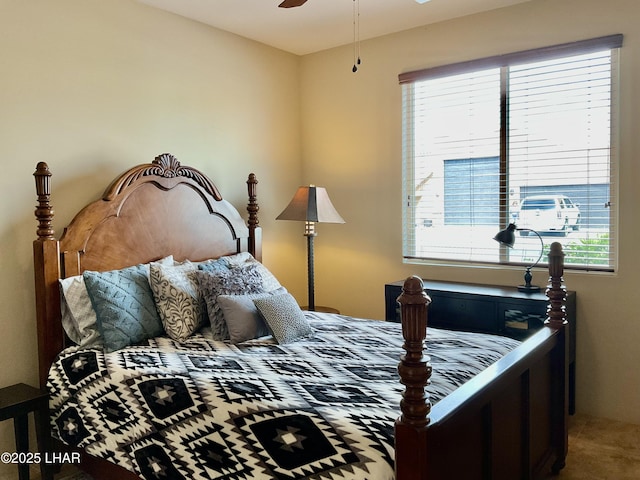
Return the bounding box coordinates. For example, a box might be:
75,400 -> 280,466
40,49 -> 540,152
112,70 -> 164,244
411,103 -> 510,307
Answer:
33,153 -> 569,480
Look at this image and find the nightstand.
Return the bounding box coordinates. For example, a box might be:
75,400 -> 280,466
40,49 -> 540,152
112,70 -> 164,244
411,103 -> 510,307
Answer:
385,279 -> 577,414
0,383 -> 52,480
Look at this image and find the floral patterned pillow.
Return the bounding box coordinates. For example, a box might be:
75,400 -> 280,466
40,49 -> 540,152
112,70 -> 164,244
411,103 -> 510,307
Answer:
149,261 -> 206,343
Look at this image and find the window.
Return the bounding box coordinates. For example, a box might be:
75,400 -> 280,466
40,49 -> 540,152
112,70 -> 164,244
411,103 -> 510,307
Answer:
400,35 -> 622,271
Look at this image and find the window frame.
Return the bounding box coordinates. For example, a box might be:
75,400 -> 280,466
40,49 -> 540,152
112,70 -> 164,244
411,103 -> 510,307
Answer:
400,35 -> 622,272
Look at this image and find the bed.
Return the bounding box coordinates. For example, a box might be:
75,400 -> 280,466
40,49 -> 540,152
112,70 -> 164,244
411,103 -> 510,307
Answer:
32,153 -> 570,479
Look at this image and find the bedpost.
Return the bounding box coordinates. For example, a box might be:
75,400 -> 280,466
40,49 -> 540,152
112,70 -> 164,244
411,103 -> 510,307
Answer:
395,275 -> 431,480
34,163 -> 54,241
246,173 -> 262,261
546,241 -> 567,329
545,241 -> 569,474
33,162 -> 63,389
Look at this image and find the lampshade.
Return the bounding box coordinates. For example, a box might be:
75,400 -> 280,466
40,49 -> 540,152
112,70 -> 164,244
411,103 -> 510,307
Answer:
276,186 -> 345,224
493,223 -> 517,248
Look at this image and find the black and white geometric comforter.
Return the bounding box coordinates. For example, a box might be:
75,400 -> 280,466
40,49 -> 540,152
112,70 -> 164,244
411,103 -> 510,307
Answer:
48,312 -> 521,480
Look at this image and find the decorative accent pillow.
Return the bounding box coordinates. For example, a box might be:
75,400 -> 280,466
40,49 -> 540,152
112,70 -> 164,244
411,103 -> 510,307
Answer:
83,264 -> 164,352
58,275 -> 102,348
195,264 -> 264,340
149,261 -> 205,343
59,255 -> 173,348
254,292 -> 314,344
199,252 -> 282,292
217,287 -> 287,344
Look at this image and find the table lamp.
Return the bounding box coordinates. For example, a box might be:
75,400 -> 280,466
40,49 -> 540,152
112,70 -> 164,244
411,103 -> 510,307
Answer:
493,223 -> 544,292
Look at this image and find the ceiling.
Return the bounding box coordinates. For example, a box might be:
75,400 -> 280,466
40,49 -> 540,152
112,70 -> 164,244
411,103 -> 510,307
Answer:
137,0 -> 534,56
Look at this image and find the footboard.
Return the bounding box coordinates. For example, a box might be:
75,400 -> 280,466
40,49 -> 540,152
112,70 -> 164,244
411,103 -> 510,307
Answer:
395,242 -> 569,480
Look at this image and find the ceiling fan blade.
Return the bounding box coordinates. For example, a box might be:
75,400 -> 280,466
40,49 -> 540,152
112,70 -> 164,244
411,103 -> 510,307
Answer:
278,0 -> 308,8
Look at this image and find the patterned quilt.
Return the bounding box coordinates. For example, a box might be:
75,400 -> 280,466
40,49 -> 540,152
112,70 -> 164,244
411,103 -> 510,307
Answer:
48,312 -> 521,480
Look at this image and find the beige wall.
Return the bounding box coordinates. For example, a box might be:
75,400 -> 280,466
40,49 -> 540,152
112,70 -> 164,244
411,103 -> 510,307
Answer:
0,0 -> 304,472
300,0 -> 640,424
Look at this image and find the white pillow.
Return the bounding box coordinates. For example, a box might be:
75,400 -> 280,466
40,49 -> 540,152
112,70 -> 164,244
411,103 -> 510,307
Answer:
59,275 -> 101,348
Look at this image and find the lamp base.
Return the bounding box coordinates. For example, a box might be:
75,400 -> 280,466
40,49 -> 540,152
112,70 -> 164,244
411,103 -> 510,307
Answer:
518,284 -> 541,293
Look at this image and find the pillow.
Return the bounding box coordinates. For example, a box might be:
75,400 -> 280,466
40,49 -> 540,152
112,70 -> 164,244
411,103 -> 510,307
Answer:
149,261 -> 206,343
83,264 -> 164,352
253,292 -> 314,344
217,287 -> 287,344
58,275 -> 101,348
195,264 -> 264,340
59,255 -> 173,348
199,252 -> 282,292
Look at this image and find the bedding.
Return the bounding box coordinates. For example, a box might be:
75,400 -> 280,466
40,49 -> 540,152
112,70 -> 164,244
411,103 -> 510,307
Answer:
48,312 -> 520,480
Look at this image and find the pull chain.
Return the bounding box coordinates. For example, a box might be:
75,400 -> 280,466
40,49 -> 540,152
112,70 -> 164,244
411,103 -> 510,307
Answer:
352,0 -> 361,72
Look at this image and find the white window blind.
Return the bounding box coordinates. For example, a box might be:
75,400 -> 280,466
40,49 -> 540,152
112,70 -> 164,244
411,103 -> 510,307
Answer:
400,35 -> 621,271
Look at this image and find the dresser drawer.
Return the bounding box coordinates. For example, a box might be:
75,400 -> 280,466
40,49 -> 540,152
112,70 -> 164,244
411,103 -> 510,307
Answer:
429,293 -> 499,333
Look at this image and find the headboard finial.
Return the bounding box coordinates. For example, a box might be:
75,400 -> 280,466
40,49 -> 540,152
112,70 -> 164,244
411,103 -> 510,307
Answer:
104,154 -> 223,201
34,162 -> 55,240
153,153 -> 182,173
246,173 -> 260,259
247,173 -> 259,229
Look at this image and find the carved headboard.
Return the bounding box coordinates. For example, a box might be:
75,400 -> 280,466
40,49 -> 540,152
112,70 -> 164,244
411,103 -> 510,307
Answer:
33,153 -> 261,387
